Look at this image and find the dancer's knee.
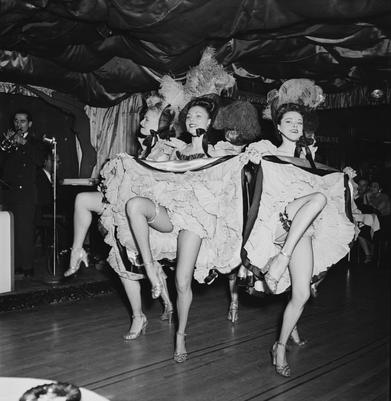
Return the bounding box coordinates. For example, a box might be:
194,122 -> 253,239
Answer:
126,197 -> 145,218
311,192 -> 327,210
75,192 -> 92,210
175,277 -> 191,295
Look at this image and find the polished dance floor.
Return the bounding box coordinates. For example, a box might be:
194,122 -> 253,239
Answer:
0,260 -> 389,401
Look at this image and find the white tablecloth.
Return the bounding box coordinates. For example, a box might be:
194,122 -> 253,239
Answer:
354,212 -> 381,238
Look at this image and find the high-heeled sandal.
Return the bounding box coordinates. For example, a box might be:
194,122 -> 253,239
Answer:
123,314 -> 148,341
173,332 -> 188,363
144,260 -> 162,299
270,342 -> 291,377
161,303 -> 174,324
264,250 -> 291,294
64,248 -> 88,277
288,326 -> 308,347
227,301 -> 239,323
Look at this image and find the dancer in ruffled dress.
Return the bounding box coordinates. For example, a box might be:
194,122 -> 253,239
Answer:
241,80 -> 355,377
122,95 -> 250,362
64,97 -> 186,339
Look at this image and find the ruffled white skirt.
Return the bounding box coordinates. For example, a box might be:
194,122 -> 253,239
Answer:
99,154 -> 246,283
244,158 -> 355,294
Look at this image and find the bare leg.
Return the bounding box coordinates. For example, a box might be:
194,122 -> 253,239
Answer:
275,236 -> 313,372
267,192 -> 326,284
227,274 -> 239,323
126,196 -> 173,294
120,278 -> 148,340
64,192 -> 104,276
228,275 -> 239,305
174,230 -> 202,361
160,275 -> 174,323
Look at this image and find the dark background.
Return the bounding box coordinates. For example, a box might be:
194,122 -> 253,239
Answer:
0,93 -> 79,179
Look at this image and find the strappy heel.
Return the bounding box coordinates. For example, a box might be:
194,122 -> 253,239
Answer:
264,250 -> 291,294
64,248 -> 88,277
270,342 -> 291,377
144,260 -> 162,299
123,314 -> 148,341
173,332 -> 188,363
227,301 -> 239,323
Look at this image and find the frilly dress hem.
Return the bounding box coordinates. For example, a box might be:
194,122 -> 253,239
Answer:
99,153 -> 245,283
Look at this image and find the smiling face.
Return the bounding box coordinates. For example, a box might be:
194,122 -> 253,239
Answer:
185,105 -> 211,136
139,109 -> 160,137
277,111 -> 303,143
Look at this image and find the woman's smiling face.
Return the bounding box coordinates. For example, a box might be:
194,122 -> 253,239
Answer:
185,105 -> 211,136
277,111 -> 303,142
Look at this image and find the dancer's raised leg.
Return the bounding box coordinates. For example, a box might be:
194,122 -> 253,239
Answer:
266,192 -> 326,289
64,192 -> 104,276
126,196 -> 173,298
174,229 -> 202,362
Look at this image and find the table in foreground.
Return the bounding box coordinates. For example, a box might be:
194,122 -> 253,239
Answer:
0,377 -> 109,401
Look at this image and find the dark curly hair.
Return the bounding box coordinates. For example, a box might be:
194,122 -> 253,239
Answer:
272,102 -> 306,145
179,95 -> 223,156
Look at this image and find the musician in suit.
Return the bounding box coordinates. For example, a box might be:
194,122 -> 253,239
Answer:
35,146 -> 70,257
0,110 -> 45,277
35,146 -> 58,216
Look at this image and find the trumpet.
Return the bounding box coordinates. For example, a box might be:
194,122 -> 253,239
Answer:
0,130 -> 22,153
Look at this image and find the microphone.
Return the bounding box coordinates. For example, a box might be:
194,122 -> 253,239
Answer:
43,134 -> 56,146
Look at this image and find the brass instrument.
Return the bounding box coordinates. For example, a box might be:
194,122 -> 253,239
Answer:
0,130 -> 22,153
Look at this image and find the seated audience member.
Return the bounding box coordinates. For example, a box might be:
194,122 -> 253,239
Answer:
366,179 -> 391,238
355,177 -> 372,212
365,179 -> 391,218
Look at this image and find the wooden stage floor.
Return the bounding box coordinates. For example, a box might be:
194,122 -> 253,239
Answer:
0,261 -> 389,401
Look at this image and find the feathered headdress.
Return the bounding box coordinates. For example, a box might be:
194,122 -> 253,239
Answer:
263,79 -> 325,122
158,76 -> 188,115
184,47 -> 236,99
155,46 -> 236,122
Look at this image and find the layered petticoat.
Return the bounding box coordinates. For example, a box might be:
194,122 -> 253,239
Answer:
99,153 -> 246,283
243,141 -> 355,294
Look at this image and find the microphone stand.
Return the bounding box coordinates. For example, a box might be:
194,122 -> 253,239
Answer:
42,135 -> 62,284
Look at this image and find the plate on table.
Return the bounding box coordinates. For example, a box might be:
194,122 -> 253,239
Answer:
0,377 -> 109,401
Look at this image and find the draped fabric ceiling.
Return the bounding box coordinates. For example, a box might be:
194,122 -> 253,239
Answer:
0,0 -> 391,107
